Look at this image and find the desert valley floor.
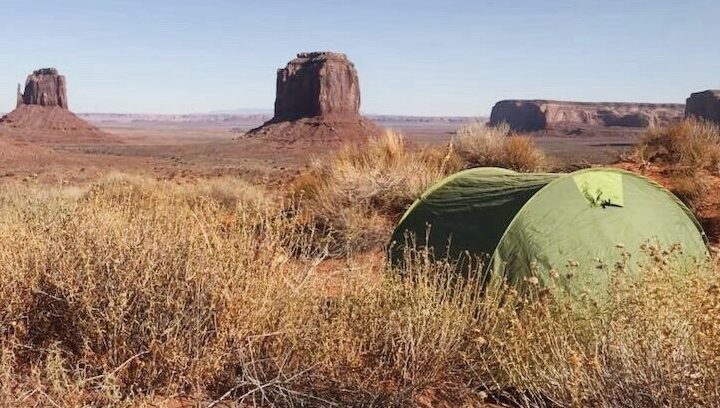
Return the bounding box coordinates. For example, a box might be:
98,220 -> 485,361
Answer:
0,115 -> 642,186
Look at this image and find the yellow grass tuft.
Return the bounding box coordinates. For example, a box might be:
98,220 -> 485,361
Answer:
633,118 -> 720,174
289,130 -> 458,256
452,122 -> 547,172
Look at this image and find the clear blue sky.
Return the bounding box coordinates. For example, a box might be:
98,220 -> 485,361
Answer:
0,0 -> 717,116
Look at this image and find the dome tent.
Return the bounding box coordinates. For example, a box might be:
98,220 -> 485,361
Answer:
389,167 -> 708,292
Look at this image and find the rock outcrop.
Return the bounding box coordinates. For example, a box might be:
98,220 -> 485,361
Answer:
16,84 -> 22,108
274,52 -> 361,121
243,52 -> 381,143
490,100 -> 684,132
685,90 -> 720,124
21,68 -> 68,109
0,68 -> 117,143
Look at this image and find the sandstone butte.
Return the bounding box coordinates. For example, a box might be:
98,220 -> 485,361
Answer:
243,52 -> 382,143
0,68 -> 117,143
489,99 -> 685,132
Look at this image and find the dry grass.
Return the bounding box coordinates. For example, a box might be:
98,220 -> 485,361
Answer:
630,119 -> 720,211
453,122 -> 547,172
290,131 -> 458,256
0,172 -> 719,407
633,118 -> 720,175
289,126 -> 547,257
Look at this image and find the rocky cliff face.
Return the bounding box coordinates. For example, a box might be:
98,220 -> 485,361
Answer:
244,52 -> 381,143
20,68 -> 68,109
490,100 -> 684,132
273,52 -> 361,121
686,90 -> 720,124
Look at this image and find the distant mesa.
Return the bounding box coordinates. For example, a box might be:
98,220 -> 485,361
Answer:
0,67 -> 118,143
685,90 -> 720,124
490,100 -> 685,132
242,52 -> 382,143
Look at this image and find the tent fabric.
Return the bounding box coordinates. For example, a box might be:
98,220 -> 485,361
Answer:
390,167 -> 708,294
572,171 -> 624,207
391,167 -> 560,265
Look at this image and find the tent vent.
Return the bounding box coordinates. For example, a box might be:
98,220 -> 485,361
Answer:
573,172 -> 624,208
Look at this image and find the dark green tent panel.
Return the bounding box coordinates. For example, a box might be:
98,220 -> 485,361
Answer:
390,167 -> 708,293
392,168 -> 560,264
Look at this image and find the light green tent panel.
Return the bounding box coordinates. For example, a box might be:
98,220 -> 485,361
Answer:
390,167 -> 708,294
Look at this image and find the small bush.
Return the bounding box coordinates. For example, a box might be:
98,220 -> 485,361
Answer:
290,131 -> 457,255
633,118 -> 720,174
453,122 -> 547,172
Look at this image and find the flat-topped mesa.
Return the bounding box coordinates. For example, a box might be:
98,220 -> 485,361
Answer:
490,100 -> 685,132
685,90 -> 720,124
272,51 -> 361,121
20,67 -> 68,109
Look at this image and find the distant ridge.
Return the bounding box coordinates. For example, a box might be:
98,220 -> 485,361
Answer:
490,99 -> 684,132
76,112 -> 484,125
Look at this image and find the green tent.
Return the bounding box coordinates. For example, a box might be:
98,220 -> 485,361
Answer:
390,167 -> 708,292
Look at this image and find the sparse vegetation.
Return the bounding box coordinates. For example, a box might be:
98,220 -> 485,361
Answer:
630,119 -> 720,211
0,167 -> 719,407
633,118 -> 720,175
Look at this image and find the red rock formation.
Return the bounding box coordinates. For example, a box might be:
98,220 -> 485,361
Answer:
244,52 -> 381,143
21,68 -> 68,109
16,84 -> 22,108
1,68 -> 118,143
273,52 -> 361,121
490,100 -> 684,132
686,90 -> 720,124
